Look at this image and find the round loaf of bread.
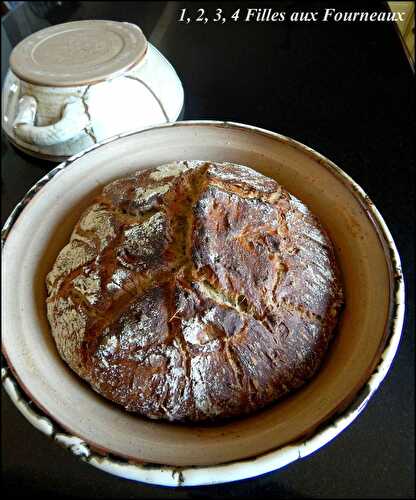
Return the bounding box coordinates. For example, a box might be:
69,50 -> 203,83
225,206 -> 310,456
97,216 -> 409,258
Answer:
46,161 -> 343,421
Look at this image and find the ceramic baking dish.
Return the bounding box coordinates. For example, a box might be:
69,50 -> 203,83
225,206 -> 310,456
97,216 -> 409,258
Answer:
1,121 -> 404,486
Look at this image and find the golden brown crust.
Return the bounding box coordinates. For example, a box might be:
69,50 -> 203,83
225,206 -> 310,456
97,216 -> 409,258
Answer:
46,161 -> 343,421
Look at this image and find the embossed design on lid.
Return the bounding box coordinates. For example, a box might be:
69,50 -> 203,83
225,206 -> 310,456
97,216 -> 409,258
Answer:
10,20 -> 148,87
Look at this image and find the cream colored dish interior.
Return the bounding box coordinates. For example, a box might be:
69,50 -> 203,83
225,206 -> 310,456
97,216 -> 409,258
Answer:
1,123 -> 392,467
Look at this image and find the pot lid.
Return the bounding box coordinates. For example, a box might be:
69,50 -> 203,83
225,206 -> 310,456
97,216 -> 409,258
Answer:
10,20 -> 148,87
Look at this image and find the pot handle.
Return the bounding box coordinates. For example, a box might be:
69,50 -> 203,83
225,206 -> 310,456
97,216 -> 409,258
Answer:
13,95 -> 90,146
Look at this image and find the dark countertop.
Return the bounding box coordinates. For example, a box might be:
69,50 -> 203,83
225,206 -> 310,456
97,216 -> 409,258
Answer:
1,2 -> 414,498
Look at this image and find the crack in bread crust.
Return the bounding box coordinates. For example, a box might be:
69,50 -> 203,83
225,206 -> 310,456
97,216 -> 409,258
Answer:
46,161 -> 344,422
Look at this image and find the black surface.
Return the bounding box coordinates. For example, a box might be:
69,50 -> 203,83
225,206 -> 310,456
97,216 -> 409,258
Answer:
1,1 -> 414,498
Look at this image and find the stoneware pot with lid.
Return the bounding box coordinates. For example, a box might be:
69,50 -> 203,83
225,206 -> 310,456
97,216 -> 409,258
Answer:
1,20 -> 184,161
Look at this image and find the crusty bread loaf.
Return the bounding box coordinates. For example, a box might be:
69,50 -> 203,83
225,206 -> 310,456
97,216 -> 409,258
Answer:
46,161 -> 343,421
